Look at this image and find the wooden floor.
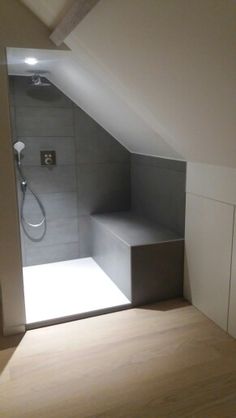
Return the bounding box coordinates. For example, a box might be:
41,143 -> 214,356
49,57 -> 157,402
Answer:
0,299 -> 236,418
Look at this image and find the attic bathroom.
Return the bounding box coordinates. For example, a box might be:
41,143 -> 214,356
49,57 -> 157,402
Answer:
7,47 -> 186,328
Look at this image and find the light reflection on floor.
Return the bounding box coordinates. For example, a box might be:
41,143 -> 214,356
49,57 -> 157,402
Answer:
23,258 -> 130,324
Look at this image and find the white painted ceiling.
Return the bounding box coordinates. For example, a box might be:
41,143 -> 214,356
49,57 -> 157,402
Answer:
17,0 -> 236,165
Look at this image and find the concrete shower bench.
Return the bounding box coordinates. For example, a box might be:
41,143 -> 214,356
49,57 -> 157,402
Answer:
91,211 -> 184,306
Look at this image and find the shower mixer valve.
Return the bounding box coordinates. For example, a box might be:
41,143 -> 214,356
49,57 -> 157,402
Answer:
40,150 -> 56,166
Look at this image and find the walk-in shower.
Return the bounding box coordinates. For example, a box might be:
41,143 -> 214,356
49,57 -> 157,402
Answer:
7,48 -> 131,327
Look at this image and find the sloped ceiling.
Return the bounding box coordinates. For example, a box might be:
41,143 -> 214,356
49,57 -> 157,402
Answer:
20,0 -> 236,166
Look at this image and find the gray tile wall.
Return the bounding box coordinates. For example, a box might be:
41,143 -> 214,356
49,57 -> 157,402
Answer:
131,154 -> 186,236
74,107 -> 131,257
10,76 -> 131,265
91,217 -> 131,300
10,76 -> 185,268
131,240 -> 184,305
10,76 -> 79,266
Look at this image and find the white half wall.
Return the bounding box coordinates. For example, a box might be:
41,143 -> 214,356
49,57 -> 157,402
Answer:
184,162 -> 236,336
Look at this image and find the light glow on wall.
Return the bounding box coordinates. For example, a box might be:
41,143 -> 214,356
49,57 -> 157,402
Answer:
24,57 -> 38,65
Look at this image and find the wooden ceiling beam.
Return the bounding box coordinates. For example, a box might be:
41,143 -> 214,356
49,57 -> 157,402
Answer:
50,0 -> 101,46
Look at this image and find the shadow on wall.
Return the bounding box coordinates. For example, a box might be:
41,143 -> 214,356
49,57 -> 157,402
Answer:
183,249 -> 193,303
0,306 -> 24,374
138,298 -> 189,312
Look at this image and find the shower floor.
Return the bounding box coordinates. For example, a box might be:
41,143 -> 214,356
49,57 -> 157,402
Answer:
23,258 -> 130,325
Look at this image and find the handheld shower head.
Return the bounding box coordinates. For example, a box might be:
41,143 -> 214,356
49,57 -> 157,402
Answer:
13,140 -> 25,165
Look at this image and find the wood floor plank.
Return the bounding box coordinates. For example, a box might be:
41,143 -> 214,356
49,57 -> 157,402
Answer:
0,299 -> 236,417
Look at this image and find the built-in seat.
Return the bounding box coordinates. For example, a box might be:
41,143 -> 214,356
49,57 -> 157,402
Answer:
91,211 -> 184,306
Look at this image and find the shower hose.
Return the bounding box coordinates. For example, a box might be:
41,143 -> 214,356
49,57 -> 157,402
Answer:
16,163 -> 47,242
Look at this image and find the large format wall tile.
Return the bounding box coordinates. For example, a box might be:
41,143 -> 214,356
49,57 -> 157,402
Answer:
76,162 -> 130,215
92,217 -> 131,299
132,241 -> 184,305
20,137 -> 75,166
74,108 -> 129,164
74,107 -> 131,257
8,76 -> 15,103
131,154 -> 185,172
131,154 -> 186,235
10,106 -> 17,141
23,217 -> 79,248
21,192 -> 78,222
15,107 -> 74,137
23,166 -> 76,194
184,193 -> 234,331
25,242 -> 80,266
77,215 -> 92,258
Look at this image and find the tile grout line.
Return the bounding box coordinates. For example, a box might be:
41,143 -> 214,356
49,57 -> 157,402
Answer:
227,205 -> 235,332
73,106 -> 81,258
186,191 -> 236,207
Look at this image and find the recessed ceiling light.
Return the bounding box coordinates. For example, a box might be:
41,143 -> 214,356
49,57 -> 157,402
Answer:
24,57 -> 38,65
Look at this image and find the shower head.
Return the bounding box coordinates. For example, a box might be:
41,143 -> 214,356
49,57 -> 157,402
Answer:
30,74 -> 51,87
13,140 -> 25,165
25,72 -> 60,102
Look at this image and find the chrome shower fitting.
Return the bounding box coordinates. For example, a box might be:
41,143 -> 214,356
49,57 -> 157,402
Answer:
31,74 -> 51,87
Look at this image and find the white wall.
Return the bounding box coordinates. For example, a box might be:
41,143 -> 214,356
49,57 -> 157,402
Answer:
184,162 -> 236,336
21,0 -> 236,166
